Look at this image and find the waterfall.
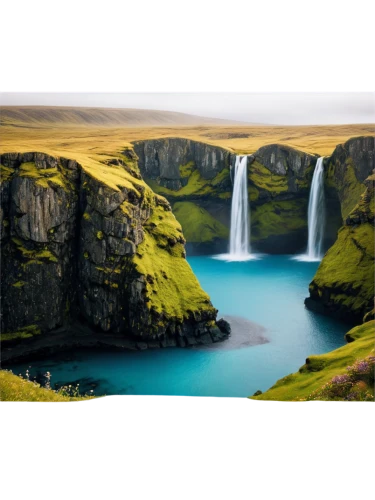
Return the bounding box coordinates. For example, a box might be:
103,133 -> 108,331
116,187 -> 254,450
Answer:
294,157 -> 325,262
214,154 -> 259,262
306,157 -> 325,260
229,155 -> 250,258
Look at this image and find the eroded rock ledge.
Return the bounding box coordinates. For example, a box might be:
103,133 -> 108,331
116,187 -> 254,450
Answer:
0,152 -> 230,361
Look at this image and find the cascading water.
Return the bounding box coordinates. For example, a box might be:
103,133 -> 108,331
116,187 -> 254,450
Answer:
229,155 -> 250,258
306,157 -> 325,259
214,155 -> 259,261
294,157 -> 325,262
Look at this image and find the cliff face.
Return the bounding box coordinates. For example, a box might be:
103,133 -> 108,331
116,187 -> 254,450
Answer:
305,137 -> 375,324
1,152 -> 229,361
305,173 -> 374,324
133,138 -> 232,254
249,145 -> 319,252
134,138 -> 321,254
325,136 -> 375,219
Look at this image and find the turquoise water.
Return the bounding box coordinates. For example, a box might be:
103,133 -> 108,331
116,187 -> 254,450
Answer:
9,255 -> 348,398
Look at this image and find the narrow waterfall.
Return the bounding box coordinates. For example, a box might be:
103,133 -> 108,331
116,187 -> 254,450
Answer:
229,155 -> 251,259
305,157 -> 325,260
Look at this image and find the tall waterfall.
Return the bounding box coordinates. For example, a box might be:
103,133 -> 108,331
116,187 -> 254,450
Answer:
305,157 -> 325,260
228,155 -> 251,260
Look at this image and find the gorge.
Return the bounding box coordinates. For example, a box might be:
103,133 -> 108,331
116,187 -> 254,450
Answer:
1,122 -> 374,400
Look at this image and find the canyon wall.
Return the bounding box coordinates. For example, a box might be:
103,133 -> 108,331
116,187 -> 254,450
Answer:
305,137 -> 375,324
0,152 -> 230,361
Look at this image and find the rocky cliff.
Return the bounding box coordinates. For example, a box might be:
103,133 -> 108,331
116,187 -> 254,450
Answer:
133,138 -> 232,254
248,145 -> 320,252
134,138 -> 323,253
305,137 -> 375,324
0,152 -> 230,362
305,173 -> 374,324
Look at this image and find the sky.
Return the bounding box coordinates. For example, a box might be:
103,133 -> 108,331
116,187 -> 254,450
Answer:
1,92 -> 374,125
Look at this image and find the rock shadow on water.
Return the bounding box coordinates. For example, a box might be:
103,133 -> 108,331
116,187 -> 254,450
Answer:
195,315 -> 269,351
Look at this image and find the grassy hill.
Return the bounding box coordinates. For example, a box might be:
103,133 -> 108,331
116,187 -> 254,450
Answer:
251,321 -> 375,401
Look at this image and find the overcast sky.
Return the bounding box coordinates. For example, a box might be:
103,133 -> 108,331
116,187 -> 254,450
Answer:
1,92 -> 374,125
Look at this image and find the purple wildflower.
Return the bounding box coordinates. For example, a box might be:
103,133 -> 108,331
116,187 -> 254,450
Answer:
355,361 -> 369,373
332,374 -> 350,384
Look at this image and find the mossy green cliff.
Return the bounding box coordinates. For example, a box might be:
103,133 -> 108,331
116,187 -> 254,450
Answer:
305,173 -> 374,324
1,151 -> 229,362
305,137 -> 375,325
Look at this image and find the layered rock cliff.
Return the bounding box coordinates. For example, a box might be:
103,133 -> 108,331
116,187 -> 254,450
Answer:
133,138 -> 232,254
0,152 -> 229,361
305,137 -> 375,324
134,138 -> 325,253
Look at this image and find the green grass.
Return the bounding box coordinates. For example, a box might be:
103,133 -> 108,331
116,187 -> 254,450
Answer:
0,370 -> 92,402
251,320 -> 375,401
18,162 -> 69,190
133,203 -> 216,322
172,201 -> 229,243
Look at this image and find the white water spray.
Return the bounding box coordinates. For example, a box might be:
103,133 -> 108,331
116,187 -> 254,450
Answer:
294,157 -> 325,262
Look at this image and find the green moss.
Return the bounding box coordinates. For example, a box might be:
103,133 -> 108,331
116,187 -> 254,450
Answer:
179,161 -> 195,178
96,231 -> 104,240
2,219 -> 9,227
133,204 -> 215,322
1,325 -> 41,343
0,164 -> 16,183
311,222 -> 374,317
310,180 -> 374,320
18,162 -> 70,190
252,199 -> 306,241
218,192 -> 232,200
12,239 -> 59,264
249,161 -> 289,195
145,166 -> 231,200
83,212 -> 91,220
251,320 -> 375,401
172,201 -> 229,243
11,281 -> 25,288
326,159 -> 366,219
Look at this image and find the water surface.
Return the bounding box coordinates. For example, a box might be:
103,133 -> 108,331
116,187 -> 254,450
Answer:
9,256 -> 348,398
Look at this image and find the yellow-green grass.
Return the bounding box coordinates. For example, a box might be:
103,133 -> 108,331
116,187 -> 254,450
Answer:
251,320 -> 375,401
1,114 -> 373,167
172,201 -> 229,243
133,204 -> 215,321
0,370 -> 92,402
